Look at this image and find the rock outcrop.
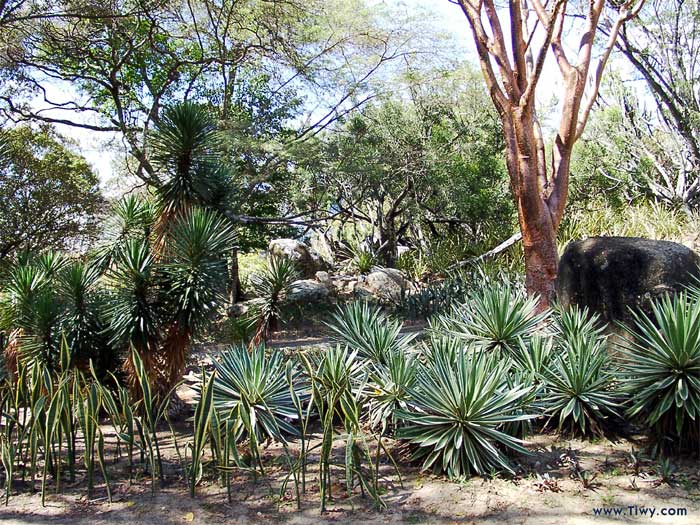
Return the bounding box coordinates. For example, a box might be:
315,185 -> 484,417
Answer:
557,236 -> 700,323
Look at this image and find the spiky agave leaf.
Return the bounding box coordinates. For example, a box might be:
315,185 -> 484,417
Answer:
510,335 -> 554,380
211,344 -> 306,444
326,301 -> 415,364
397,350 -> 534,479
438,281 -> 548,355
618,292 -> 700,450
542,330 -> 621,436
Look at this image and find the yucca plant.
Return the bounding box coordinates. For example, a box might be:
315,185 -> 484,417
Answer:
339,240 -> 377,275
618,292 -> 700,451
59,261 -> 113,374
248,256 -> 298,346
541,329 -> 621,436
157,207 -> 235,390
94,195 -> 155,270
150,102 -> 229,225
327,302 -> 415,364
438,281 -> 548,355
396,350 -> 534,479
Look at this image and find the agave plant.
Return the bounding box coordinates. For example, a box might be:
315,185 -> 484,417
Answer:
618,292 -> 700,450
438,281 -> 548,355
248,256 -> 298,346
211,344 -> 304,446
552,305 -> 606,341
366,349 -> 418,433
326,302 -> 415,364
542,329 -> 621,436
510,335 -> 554,380
396,350 -> 534,479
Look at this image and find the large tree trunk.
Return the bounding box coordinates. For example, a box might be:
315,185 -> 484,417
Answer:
455,0 -> 645,310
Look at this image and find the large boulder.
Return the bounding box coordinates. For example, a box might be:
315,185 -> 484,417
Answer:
557,237 -> 700,323
287,279 -> 333,304
268,238 -> 327,278
356,268 -> 407,301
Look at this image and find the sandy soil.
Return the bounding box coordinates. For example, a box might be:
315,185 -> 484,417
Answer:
2,343 -> 698,524
1,430 -> 699,525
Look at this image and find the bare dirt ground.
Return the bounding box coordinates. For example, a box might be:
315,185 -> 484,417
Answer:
2,343 -> 699,524
1,430 -> 699,525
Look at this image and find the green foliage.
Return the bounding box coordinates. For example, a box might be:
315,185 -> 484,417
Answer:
619,293 -> 700,451
366,349 -> 418,433
541,318 -> 621,436
161,208 -> 236,331
152,103 -> 231,215
248,256 -> 299,344
326,302 -> 415,364
437,282 -> 546,355
396,351 -> 533,479
211,344 -> 304,446
0,125 -> 104,261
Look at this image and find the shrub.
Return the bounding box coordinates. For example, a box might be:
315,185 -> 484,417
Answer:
248,256 -> 298,345
436,281 -> 547,355
366,349 -> 418,433
618,292 -> 700,451
211,344 -> 304,445
326,302 -> 415,364
541,330 -> 621,435
396,350 -> 534,479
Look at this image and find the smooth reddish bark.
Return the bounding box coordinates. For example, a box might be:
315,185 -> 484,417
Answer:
456,0 -> 645,308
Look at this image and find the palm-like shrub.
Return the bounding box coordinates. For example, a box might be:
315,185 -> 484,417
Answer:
396,350 -> 533,478
60,261 -> 113,373
0,257 -> 61,374
327,302 -> 415,364
438,282 -> 547,355
248,256 -> 298,346
150,102 -> 230,222
158,208 -> 235,386
542,317 -> 621,435
619,292 -> 700,450
211,344 -> 304,446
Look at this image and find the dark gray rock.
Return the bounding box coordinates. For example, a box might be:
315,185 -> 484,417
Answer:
556,236 -> 700,323
269,238 -> 328,278
287,279 -> 333,304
